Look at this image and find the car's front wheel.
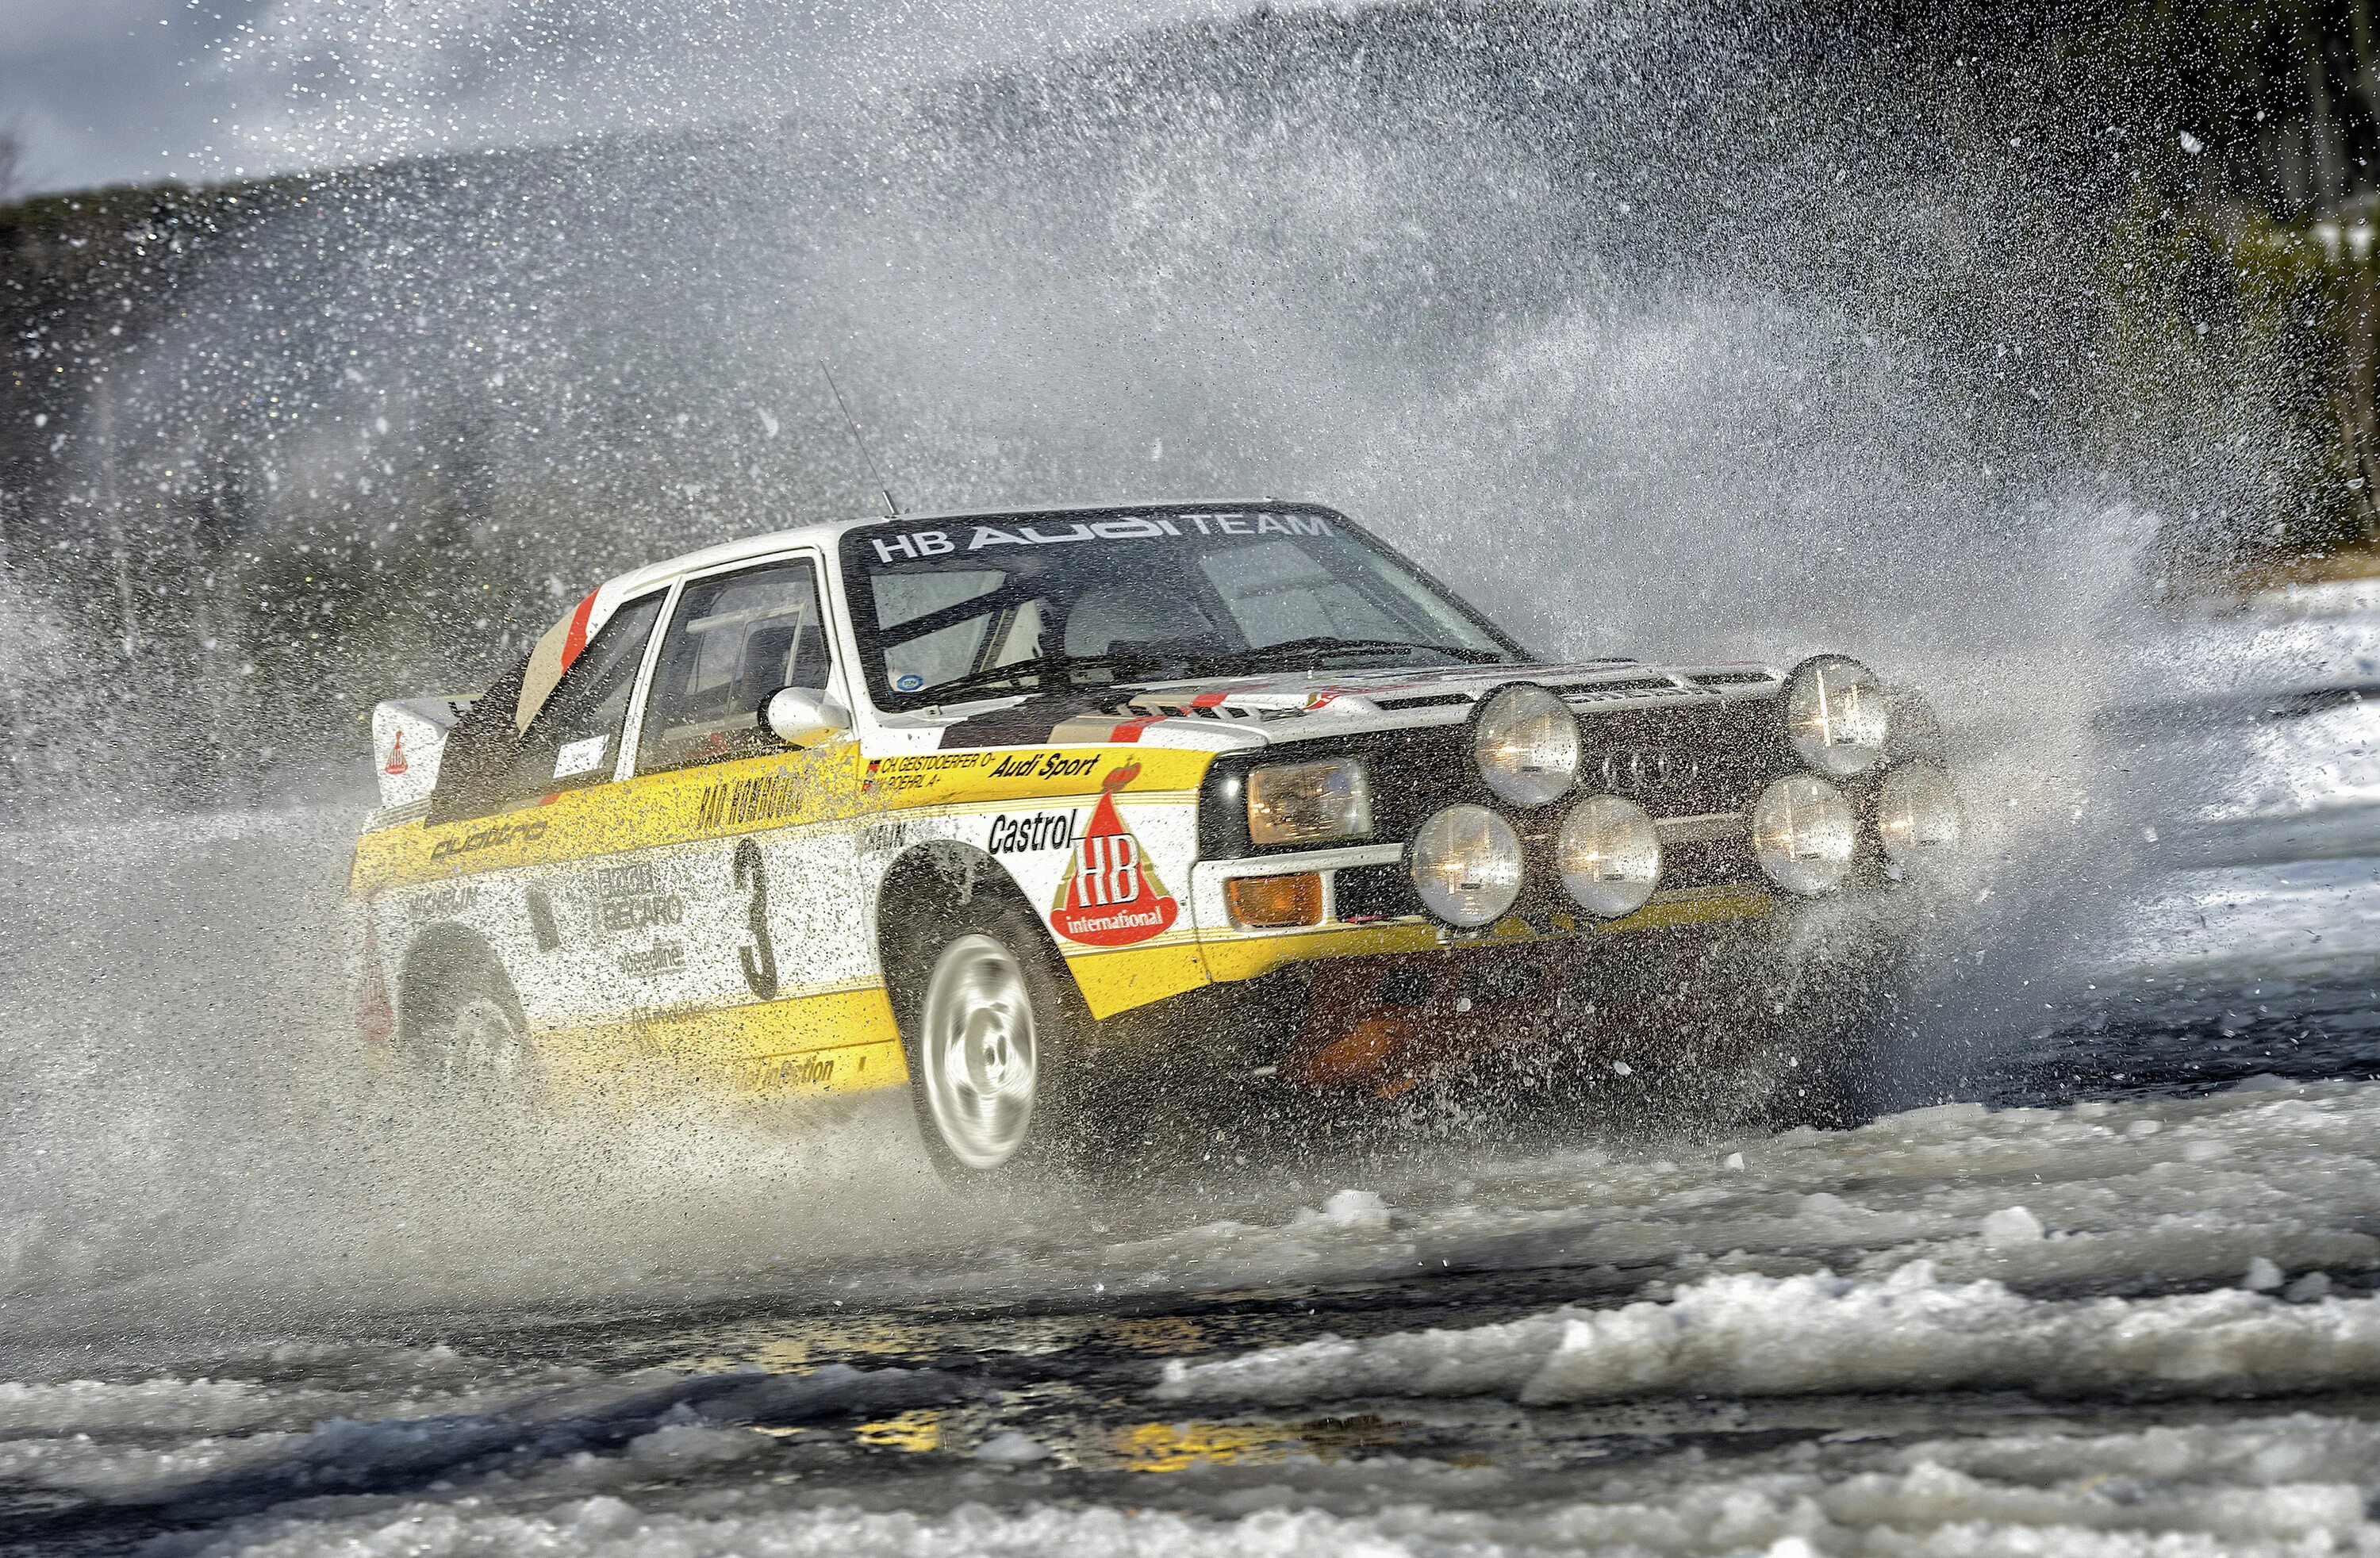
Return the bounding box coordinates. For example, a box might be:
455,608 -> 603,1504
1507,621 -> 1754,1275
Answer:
896,901 -> 1085,1184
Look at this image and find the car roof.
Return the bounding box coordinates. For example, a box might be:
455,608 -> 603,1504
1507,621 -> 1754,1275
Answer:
598,497 -> 1328,601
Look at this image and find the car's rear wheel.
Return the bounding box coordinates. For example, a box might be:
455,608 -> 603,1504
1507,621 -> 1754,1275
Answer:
401,957 -> 536,1098
896,900 -> 1086,1185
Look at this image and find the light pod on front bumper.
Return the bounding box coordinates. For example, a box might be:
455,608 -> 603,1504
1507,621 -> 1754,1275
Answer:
1878,762 -> 1963,867
1556,795 -> 1661,918
1752,774 -> 1856,896
1472,683 -> 1581,807
1783,655 -> 1890,777
1408,804 -> 1526,927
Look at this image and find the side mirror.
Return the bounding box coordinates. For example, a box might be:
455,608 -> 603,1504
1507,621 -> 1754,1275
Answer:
762,686 -> 851,748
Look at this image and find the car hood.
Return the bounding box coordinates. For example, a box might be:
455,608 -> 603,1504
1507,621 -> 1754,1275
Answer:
918,658 -> 1786,753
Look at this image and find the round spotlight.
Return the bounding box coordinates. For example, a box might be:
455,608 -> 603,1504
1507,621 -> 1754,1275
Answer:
1784,656 -> 1891,777
1557,795 -> 1662,919
1878,762 -> 1963,867
1408,804 -> 1526,927
1472,684 -> 1581,807
1752,774 -> 1857,896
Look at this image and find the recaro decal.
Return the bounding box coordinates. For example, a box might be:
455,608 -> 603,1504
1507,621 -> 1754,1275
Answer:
1049,763 -> 1180,947
587,861 -> 685,937
415,881 -> 480,918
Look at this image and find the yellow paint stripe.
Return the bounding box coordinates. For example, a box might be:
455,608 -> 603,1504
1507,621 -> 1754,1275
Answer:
1193,885 -> 1775,987
1592,883 -> 1775,934
1065,940 -> 1217,1020
351,744 -> 1216,894
533,985 -> 908,1099
1197,922 -> 1445,984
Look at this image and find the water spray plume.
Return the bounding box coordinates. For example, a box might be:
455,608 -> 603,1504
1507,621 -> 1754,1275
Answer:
0,1 -> 2328,1337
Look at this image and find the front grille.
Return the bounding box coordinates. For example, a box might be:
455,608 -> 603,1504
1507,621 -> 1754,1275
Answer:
1200,692 -> 1795,862
1211,689 -> 1797,925
1330,838 -> 1754,926
1370,692 -> 1473,711
1334,862 -> 1416,923
1660,837 -> 1760,891
1551,674 -> 1685,700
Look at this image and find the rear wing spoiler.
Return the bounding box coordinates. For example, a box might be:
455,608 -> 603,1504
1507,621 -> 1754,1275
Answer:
370,695 -> 476,816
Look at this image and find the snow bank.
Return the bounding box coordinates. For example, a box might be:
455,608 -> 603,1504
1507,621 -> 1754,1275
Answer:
0,1377 -> 278,1434
165,1419 -> 2380,1558
1029,1082 -> 2380,1318
1154,1263 -> 2380,1406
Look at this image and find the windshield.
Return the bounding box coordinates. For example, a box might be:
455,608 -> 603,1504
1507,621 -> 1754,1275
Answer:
839,506 -> 1522,711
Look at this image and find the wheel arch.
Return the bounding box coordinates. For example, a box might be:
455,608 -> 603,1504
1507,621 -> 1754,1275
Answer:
397,922 -> 528,1045
875,842 -> 1067,1003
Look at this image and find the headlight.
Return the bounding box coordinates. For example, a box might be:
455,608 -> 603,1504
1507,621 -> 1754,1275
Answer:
1557,795 -> 1661,918
1246,758 -> 1373,847
1408,804 -> 1526,927
1784,656 -> 1890,777
1878,762 -> 1962,866
1752,775 -> 1856,896
1473,684 -> 1580,806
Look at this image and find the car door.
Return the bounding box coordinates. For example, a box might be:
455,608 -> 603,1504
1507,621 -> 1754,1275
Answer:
555,551 -> 896,1095
389,589 -> 669,1031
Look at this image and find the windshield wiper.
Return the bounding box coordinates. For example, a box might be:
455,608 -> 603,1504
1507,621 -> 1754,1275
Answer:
1191,636 -> 1506,676
918,637 -> 1501,704
920,651 -> 1177,703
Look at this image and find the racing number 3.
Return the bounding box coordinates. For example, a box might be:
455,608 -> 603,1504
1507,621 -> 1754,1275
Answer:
732,838 -> 780,1000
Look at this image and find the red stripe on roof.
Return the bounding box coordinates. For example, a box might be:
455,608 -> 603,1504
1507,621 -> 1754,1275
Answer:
559,589 -> 599,670
1188,691 -> 1230,708
1108,716 -> 1165,743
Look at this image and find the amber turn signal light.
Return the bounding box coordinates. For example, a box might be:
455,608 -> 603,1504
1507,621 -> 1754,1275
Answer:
1226,872 -> 1325,928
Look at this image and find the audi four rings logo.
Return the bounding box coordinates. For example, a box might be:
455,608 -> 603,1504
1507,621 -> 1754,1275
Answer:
1597,748 -> 1699,791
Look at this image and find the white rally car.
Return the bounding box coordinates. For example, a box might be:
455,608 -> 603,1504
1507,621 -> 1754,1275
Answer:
350,501 -> 1961,1180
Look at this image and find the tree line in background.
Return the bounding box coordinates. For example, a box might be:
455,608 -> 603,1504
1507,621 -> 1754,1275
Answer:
2069,0 -> 2380,564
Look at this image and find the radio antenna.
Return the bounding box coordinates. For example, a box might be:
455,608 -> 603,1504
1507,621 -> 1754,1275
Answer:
818,360 -> 900,518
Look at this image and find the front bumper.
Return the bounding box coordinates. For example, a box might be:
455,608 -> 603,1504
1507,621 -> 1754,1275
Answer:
1188,824 -> 1779,992
1096,888 -> 1913,1101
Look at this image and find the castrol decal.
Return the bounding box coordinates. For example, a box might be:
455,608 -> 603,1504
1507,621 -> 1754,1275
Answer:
1048,763 -> 1180,946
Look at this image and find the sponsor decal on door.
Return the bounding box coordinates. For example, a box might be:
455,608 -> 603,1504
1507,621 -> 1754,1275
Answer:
1048,763 -> 1179,946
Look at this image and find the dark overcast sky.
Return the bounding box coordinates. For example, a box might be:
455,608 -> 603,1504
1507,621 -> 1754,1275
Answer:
0,0 -> 1226,198
1,1 -> 274,194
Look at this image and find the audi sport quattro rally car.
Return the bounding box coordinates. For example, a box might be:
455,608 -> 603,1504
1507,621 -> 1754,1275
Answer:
349,500 -> 1962,1180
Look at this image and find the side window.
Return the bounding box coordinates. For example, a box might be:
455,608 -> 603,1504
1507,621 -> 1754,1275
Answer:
639,558 -> 833,774
427,593 -> 663,823
497,593 -> 666,800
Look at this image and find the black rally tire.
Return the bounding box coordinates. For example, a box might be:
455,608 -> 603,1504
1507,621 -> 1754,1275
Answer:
397,946 -> 538,1099
891,896 -> 1091,1186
